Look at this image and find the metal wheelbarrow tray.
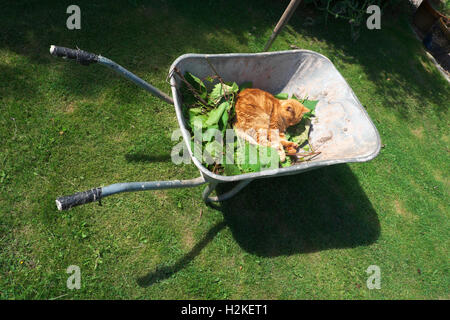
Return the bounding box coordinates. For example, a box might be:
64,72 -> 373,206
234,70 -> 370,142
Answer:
50,46 -> 381,210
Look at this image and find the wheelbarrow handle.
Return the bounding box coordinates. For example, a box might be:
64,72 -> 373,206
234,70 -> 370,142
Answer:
49,45 -> 174,105
56,187 -> 102,211
55,177 -> 207,211
50,45 -> 98,65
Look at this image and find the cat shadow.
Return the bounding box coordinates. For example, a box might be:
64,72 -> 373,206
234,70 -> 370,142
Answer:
137,164 -> 380,286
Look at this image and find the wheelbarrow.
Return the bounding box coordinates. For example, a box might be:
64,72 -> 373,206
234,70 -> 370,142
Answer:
50,46 -> 381,211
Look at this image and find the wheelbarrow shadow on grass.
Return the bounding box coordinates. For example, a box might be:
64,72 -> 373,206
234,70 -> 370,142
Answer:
137,164 -> 380,287
218,164 -> 380,256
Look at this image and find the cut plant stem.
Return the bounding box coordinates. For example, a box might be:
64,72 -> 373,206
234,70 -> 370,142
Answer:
286,151 -> 321,157
173,67 -> 209,107
205,58 -> 230,103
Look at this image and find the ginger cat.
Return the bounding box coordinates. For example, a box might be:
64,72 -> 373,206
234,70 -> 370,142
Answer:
233,88 -> 310,162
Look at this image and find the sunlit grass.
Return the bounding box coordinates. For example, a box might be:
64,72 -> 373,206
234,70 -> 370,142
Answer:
0,0 -> 448,299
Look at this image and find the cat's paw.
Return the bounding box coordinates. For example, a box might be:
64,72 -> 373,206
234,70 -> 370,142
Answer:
285,142 -> 298,154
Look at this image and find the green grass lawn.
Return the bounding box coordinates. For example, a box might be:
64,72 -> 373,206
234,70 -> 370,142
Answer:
1,0 -> 449,299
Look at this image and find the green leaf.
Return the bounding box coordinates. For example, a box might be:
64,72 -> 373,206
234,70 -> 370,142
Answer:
234,137 -> 279,173
281,155 -> 292,167
224,81 -> 239,94
180,72 -> 208,106
209,83 -> 224,105
301,100 -> 318,119
204,140 -> 223,163
302,100 -> 318,112
302,109 -> 315,120
284,131 -> 291,140
231,82 -> 239,93
205,101 -> 229,126
286,118 -> 311,146
188,107 -> 203,118
190,114 -> 208,131
208,83 -> 236,106
220,108 -> 229,132
203,125 -> 220,142
274,93 -> 289,100
184,107 -> 203,129
185,72 -> 207,99
258,144 -> 280,170
235,137 -> 258,173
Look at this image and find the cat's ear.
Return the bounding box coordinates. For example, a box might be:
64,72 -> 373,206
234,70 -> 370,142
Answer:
302,106 -> 310,114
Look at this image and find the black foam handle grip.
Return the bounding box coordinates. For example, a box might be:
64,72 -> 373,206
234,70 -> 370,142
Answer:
49,45 -> 98,65
56,187 -> 102,211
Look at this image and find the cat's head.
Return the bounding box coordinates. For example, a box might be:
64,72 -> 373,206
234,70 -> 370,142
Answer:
280,99 -> 310,126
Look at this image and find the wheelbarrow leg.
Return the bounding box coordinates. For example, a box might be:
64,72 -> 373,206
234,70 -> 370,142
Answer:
202,180 -> 253,203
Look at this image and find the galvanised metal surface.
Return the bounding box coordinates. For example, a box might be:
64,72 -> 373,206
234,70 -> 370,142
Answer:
98,56 -> 174,105
169,50 -> 381,184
